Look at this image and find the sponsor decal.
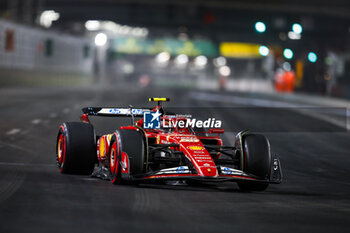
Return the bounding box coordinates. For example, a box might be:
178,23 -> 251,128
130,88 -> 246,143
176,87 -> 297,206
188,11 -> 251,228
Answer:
180,137 -> 200,142
176,166 -> 186,173
132,109 -> 143,115
160,140 -> 171,144
98,135 -> 111,160
193,156 -> 211,160
220,166 -> 247,176
98,108 -> 148,115
163,117 -> 222,128
192,150 -> 206,154
100,138 -> 106,158
222,167 -> 233,174
154,166 -> 190,175
109,109 -> 121,114
143,110 -> 161,129
187,146 -> 204,151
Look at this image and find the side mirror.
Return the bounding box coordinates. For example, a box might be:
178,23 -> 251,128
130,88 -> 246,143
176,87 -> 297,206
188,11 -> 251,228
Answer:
209,128 -> 224,134
80,114 -> 90,123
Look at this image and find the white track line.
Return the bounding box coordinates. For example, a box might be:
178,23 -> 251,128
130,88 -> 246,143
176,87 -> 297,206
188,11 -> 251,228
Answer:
31,119 -> 42,125
49,113 -> 57,118
0,141 -> 37,155
0,162 -> 55,167
5,128 -> 21,135
63,108 -> 70,114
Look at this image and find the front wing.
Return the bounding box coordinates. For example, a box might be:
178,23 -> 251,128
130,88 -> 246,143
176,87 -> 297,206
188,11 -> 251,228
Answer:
133,158 -> 283,184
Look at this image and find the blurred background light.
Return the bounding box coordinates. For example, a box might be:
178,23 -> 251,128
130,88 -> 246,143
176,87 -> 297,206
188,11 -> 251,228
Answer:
282,62 -> 291,71
255,21 -> 266,33
219,65 -> 231,76
121,63 -> 135,74
194,55 -> 208,67
288,31 -> 301,40
213,56 -> 227,67
259,45 -> 269,56
283,48 -> 294,59
39,10 -> 60,28
94,33 -> 108,46
175,54 -> 189,65
85,20 -> 100,31
292,23 -> 303,34
155,52 -> 170,64
308,52 -> 317,63
178,33 -> 189,41
85,20 -> 148,37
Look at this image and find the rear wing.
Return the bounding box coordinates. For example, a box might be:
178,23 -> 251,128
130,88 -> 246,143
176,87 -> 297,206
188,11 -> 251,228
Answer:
82,107 -> 152,117
81,97 -> 169,123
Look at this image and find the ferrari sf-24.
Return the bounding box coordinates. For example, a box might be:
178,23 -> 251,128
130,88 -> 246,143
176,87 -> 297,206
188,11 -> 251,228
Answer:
56,98 -> 282,191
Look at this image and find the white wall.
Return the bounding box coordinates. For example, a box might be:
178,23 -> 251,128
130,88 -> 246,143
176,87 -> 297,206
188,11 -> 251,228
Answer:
0,19 -> 94,74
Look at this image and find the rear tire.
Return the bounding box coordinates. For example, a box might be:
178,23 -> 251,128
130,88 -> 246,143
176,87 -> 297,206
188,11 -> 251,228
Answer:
56,122 -> 96,175
238,134 -> 271,191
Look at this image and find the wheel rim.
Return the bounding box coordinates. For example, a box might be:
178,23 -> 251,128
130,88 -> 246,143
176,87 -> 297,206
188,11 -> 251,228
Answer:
57,134 -> 63,164
110,144 -> 116,174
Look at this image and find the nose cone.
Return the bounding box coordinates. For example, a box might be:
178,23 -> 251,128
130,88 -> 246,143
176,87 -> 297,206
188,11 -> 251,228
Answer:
198,165 -> 218,177
181,142 -> 218,177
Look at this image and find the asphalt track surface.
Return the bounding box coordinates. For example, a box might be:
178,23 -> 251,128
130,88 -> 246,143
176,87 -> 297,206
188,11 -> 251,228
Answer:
0,86 -> 349,233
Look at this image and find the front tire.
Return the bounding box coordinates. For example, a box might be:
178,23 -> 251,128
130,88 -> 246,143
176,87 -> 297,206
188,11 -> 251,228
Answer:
238,134 -> 271,191
119,129 -> 145,176
109,129 -> 145,185
110,132 -> 123,184
56,122 -> 96,175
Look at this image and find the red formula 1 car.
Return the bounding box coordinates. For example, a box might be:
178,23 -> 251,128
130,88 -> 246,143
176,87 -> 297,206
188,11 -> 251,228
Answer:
56,98 -> 282,191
